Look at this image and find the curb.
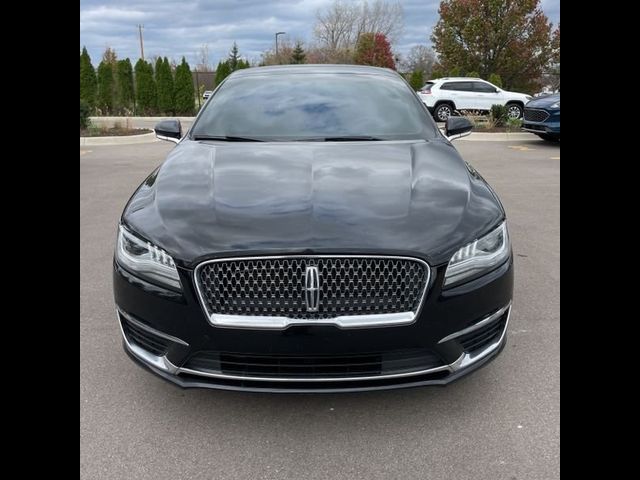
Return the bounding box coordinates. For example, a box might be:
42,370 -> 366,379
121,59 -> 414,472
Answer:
80,132 -> 158,146
437,127 -> 540,141
89,116 -> 195,123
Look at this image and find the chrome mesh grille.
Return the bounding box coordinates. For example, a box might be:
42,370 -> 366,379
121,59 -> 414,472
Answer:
196,256 -> 429,320
524,108 -> 550,122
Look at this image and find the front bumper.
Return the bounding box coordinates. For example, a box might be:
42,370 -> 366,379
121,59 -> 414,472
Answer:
522,109 -> 560,135
114,257 -> 513,393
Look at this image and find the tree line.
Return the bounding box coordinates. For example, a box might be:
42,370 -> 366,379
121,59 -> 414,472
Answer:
80,47 -> 196,116
81,0 -> 560,116
262,0 -> 558,93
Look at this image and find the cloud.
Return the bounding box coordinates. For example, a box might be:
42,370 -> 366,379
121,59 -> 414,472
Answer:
80,0 -> 560,65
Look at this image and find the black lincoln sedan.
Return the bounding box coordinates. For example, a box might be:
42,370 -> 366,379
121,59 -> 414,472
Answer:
113,65 -> 513,393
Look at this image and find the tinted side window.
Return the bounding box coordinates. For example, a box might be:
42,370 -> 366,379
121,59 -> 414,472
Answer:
440,82 -> 473,91
473,82 -> 497,93
420,82 -> 435,91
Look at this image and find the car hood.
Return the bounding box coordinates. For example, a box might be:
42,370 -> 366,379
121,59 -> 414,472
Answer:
526,93 -> 560,108
501,89 -> 530,100
123,139 -> 504,266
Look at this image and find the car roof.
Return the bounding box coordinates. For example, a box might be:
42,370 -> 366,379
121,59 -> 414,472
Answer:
430,77 -> 485,82
229,64 -> 399,78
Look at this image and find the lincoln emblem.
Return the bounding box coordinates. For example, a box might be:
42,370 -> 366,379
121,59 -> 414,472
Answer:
304,266 -> 320,312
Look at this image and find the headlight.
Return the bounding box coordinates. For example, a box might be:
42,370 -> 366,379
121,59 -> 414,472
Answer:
550,101 -> 560,109
115,224 -> 182,291
444,222 -> 510,286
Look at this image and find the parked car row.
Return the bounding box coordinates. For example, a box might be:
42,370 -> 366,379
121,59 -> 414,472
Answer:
417,77 -> 532,121
522,93 -> 560,142
417,77 -> 559,142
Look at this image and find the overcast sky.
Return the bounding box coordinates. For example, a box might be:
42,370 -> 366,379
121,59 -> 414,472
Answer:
80,0 -> 560,66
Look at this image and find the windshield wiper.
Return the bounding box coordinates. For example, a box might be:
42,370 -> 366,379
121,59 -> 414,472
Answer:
319,136 -> 383,141
192,135 -> 264,142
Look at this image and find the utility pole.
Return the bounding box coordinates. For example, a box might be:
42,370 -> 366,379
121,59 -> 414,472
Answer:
275,31 -> 285,58
138,24 -> 145,60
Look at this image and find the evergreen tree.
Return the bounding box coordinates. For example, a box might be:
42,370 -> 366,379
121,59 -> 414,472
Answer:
290,41 -> 306,64
228,42 -> 240,71
80,47 -> 97,110
237,59 -> 251,70
408,70 -> 424,91
115,59 -> 135,114
174,57 -> 195,115
214,60 -> 231,85
156,57 -> 175,115
97,60 -> 115,114
134,59 -> 157,115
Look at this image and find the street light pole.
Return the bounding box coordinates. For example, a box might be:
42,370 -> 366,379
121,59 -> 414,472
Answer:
275,31 -> 286,58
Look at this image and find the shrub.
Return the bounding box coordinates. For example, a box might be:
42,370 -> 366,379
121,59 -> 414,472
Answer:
80,100 -> 91,129
506,117 -> 523,131
465,71 -> 480,78
490,104 -> 508,127
459,110 -> 490,129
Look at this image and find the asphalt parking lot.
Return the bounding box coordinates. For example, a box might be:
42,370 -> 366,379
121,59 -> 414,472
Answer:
80,137 -> 559,480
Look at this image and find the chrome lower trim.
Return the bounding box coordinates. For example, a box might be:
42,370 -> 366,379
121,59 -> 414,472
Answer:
118,306 -> 510,384
176,311 -> 509,382
438,302 -> 511,344
117,309 -> 189,346
450,305 -> 511,371
177,358 -> 456,383
193,255 -> 432,330
117,309 -> 182,374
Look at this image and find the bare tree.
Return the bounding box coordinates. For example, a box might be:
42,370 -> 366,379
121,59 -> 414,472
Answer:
314,0 -> 404,52
314,1 -> 359,50
399,45 -> 436,75
354,0 -> 404,45
195,44 -> 212,72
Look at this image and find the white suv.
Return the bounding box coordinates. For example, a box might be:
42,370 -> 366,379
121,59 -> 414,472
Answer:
417,78 -> 532,122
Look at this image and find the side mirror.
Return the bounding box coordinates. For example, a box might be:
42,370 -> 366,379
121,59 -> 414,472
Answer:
154,119 -> 182,144
444,117 -> 473,141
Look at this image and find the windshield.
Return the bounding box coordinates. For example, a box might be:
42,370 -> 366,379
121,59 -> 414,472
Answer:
191,72 -> 438,141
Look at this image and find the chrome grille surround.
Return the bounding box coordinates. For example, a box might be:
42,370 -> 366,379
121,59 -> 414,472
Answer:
523,108 -> 550,122
194,255 -> 431,329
